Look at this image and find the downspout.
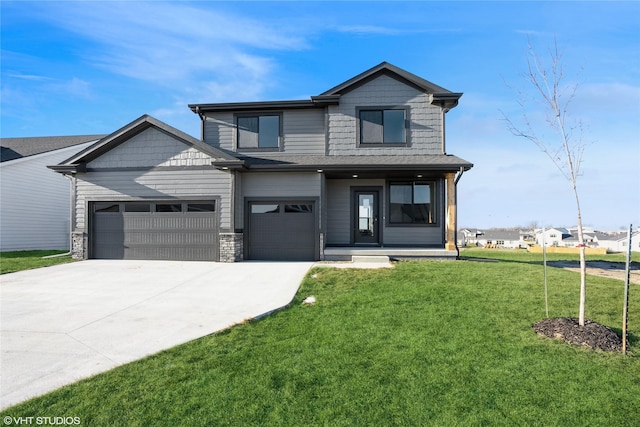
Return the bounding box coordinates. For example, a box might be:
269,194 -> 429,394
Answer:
195,106 -> 205,141
441,106 -> 449,154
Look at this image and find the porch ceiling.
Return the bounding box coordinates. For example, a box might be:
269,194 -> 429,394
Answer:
232,154 -> 473,174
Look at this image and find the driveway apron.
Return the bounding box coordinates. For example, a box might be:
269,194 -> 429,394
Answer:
0,260 -> 312,409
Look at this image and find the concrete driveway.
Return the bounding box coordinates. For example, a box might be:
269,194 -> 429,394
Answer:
0,260 -> 312,409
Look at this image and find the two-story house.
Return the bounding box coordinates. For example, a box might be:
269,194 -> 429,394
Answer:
50,62 -> 473,262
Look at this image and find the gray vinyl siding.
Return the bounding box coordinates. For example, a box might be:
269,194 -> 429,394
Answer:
325,178 -> 445,246
203,112 -> 235,151
203,110 -> 325,155
282,110 -> 325,154
327,74 -> 443,156
237,172 -> 321,228
88,127 -> 214,168
74,169 -> 232,231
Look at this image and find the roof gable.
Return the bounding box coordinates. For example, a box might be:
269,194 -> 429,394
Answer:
51,115 -> 241,173
188,62 -> 461,114
321,62 -> 462,98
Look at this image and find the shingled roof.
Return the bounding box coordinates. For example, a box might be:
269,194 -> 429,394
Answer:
1,135 -> 106,162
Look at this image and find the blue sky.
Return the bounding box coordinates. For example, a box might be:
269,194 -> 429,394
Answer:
2,1 -> 639,231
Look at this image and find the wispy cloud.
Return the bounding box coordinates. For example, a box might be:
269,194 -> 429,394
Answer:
336,25 -> 462,36
335,25 -> 404,36
6,73 -> 54,81
34,2 -> 308,103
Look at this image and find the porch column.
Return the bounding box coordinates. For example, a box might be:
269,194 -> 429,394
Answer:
445,172 -> 457,251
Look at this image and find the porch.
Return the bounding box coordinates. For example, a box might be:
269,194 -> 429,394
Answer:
322,246 -> 458,261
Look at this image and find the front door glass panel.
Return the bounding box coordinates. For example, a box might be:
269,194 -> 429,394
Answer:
354,190 -> 379,245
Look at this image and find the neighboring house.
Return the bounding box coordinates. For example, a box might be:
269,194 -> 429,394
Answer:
1,135 -> 105,251
476,229 -> 526,249
535,228 -> 570,247
458,228 -> 484,246
50,62 -> 473,262
594,230 -> 640,253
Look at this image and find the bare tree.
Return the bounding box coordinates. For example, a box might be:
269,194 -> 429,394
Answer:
502,36 -> 588,326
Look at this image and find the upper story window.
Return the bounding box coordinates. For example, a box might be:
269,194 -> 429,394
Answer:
237,114 -> 281,150
359,108 -> 407,145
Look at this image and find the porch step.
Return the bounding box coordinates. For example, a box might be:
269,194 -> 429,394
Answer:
351,255 -> 390,264
323,247 -> 458,261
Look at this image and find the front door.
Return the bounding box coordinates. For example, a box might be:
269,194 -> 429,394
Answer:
353,189 -> 380,245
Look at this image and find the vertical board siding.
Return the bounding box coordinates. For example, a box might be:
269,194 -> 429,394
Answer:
75,169 -> 232,230
0,142 -> 93,251
88,128 -> 213,168
325,179 -> 352,245
327,74 -> 443,156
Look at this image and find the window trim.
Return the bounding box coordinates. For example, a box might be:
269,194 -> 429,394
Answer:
387,180 -> 438,227
235,113 -> 283,152
356,106 -> 409,147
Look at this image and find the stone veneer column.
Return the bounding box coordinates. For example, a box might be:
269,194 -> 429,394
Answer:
71,231 -> 87,260
219,233 -> 244,262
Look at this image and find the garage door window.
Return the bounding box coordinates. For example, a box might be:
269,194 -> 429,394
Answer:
251,204 -> 279,214
284,204 -> 313,213
125,203 -> 151,212
94,203 -> 120,213
156,203 -> 182,213
188,203 -> 215,212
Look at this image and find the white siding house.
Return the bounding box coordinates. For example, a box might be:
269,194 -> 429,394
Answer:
1,139 -> 99,251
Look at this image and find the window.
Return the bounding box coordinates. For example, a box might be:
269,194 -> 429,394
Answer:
124,203 -> 151,212
156,204 -> 182,213
237,115 -> 280,149
94,203 -> 120,213
389,182 -> 435,225
188,203 -> 215,212
284,204 -> 313,213
251,204 -> 279,214
359,108 -> 406,144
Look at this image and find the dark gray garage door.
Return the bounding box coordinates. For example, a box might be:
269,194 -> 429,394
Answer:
248,202 -> 316,261
92,201 -> 218,261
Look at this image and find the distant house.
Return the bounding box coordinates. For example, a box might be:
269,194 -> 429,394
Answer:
535,228 -> 570,247
594,230 -> 640,253
1,135 -> 105,251
532,227 -> 639,253
476,229 -> 526,249
459,228 -> 484,246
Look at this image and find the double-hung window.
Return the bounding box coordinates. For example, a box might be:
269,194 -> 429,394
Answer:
359,108 -> 407,145
237,114 -> 281,149
389,181 -> 436,225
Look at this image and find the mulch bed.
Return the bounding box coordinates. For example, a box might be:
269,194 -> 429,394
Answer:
533,317 -> 625,352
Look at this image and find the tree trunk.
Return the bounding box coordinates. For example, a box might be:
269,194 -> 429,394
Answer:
573,182 -> 587,326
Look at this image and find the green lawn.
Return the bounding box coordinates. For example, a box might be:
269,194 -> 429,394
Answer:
2,251 -> 639,426
0,250 -> 74,274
